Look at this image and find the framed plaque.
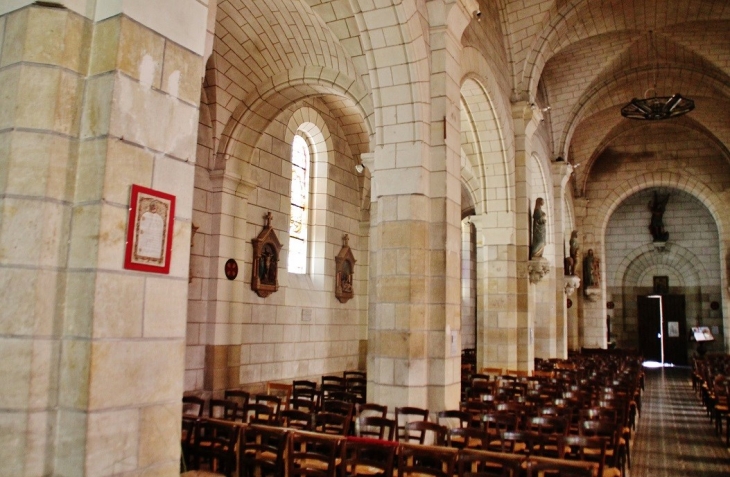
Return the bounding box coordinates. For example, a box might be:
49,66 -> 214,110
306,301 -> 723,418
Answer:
124,184 -> 176,274
251,212 -> 283,298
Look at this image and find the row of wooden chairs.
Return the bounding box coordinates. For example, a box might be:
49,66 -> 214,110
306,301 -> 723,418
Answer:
184,420 -> 602,477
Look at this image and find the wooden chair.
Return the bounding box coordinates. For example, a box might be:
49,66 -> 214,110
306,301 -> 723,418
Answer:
341,436 -> 397,477
266,382 -> 293,410
523,457 -> 596,477
437,410 -> 471,429
457,448 -> 524,477
255,394 -> 282,421
402,421 -> 447,446
344,370 -> 367,381
357,403 -> 388,419
482,412 -> 519,451
240,425 -> 289,477
558,435 -> 620,477
246,402 -> 280,425
397,443 -> 458,477
224,389 -> 250,422
480,367 -> 504,378
291,397 -> 317,413
357,415 -> 396,441
288,431 -> 343,477
180,416 -> 197,472
281,409 -> 314,430
579,419 -> 625,475
499,430 -> 545,457
183,395 -> 205,418
526,416 -> 569,457
191,418 -> 240,476
395,406 -> 429,441
315,411 -> 351,436
208,399 -> 238,421
446,427 -> 488,450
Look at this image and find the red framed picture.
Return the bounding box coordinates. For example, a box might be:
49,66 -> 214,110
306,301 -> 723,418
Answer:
124,184 -> 176,274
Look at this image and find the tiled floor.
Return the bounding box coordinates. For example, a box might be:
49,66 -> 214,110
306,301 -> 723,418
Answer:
630,366 -> 730,476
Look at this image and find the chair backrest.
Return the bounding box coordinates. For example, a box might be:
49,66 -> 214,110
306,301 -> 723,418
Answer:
437,410 -> 471,429
246,402 -> 279,425
457,448 -> 524,477
395,406 -> 429,440
280,409 -> 314,431
523,457 -> 596,477
341,437 -> 396,477
208,398 -> 238,421
266,382 -> 293,410
240,425 -> 289,477
255,394 -> 282,420
357,415 -> 396,441
182,395 -> 205,418
224,389 -> 250,422
403,421 -> 447,446
500,430 -> 544,456
558,434 -> 609,477
314,411 -> 350,435
321,399 -> 354,418
343,370 -> 366,381
446,427 -> 488,450
482,412 -> 519,438
321,375 -> 346,387
357,402 -> 387,419
290,397 -> 317,412
398,443 -> 458,477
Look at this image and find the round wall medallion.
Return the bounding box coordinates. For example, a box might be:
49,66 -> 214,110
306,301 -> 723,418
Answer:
606,301 -> 615,309
567,298 -> 573,309
710,301 -> 720,310
224,259 -> 238,280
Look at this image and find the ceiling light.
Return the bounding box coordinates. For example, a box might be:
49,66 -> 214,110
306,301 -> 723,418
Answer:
621,32 -> 694,121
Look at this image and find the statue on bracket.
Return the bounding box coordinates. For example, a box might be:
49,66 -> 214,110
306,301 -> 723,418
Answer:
564,230 -> 579,276
335,234 -> 356,303
251,212 -> 283,298
648,191 -> 670,242
530,197 -> 547,259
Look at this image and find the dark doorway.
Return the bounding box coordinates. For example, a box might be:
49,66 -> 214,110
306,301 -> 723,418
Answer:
637,295 -> 687,365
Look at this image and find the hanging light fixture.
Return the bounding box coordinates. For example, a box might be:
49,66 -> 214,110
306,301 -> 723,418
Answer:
621,32 -> 694,120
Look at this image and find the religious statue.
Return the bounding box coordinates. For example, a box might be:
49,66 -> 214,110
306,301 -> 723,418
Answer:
648,191 -> 670,242
530,197 -> 547,259
583,249 -> 596,288
564,230 -> 579,276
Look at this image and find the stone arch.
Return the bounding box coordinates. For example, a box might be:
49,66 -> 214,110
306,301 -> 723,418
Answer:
216,67 -> 374,182
616,244 -> 707,289
460,68 -> 513,215
583,172 -> 726,247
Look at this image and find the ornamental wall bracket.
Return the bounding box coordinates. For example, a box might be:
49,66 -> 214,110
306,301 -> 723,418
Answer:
528,257 -> 550,284
564,275 -> 581,296
583,287 -> 601,302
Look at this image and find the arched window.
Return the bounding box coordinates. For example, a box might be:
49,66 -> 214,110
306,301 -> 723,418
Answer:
288,134 -> 310,273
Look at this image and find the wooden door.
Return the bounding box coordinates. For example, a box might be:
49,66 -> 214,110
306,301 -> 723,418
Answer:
637,295 -> 687,365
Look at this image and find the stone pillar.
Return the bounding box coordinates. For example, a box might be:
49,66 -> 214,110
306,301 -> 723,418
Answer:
0,2 -> 207,474
549,162 -> 575,359
367,0 -> 473,412
202,172 -> 256,392
471,213 -> 520,371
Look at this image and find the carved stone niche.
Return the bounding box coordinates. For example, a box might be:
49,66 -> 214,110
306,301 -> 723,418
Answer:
335,234 -> 356,303
251,212 -> 282,298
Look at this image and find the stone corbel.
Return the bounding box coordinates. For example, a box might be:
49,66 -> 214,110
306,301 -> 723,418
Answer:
564,275 -> 581,295
584,287 -> 601,302
528,257 -> 550,284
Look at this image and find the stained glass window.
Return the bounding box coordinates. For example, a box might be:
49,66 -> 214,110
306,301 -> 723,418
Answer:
288,134 -> 310,273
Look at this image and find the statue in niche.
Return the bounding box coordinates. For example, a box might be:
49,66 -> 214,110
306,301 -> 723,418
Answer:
648,191 -> 670,242
564,230 -> 579,276
530,197 -> 547,259
583,248 -> 599,289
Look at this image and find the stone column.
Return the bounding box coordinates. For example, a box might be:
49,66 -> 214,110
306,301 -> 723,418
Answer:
202,171 -> 256,392
471,213 -> 521,371
0,2 -> 207,474
367,0 -> 473,412
549,162 -> 575,359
